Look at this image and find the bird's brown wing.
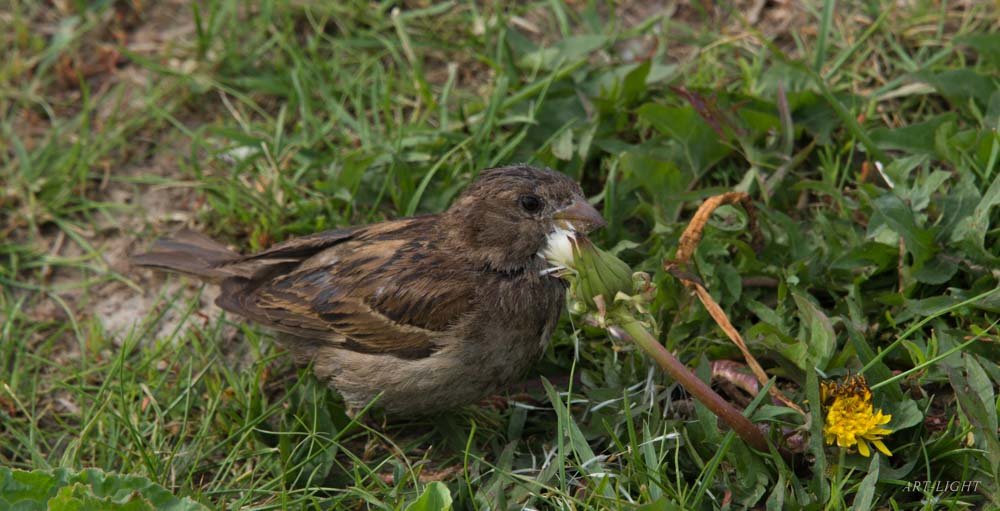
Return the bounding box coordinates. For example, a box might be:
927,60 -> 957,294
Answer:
217,218 -> 478,359
209,226 -> 361,280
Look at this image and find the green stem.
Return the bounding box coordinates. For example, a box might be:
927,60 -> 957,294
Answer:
617,317 -> 771,454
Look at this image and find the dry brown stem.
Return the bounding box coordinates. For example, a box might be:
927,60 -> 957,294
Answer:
666,192 -> 804,415
673,192 -> 763,264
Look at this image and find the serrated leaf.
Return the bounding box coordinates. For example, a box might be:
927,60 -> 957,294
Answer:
49,483 -> 153,511
947,364 -> 1000,472
637,103 -> 732,172
757,328 -> 809,370
870,192 -> 936,264
935,173 -> 981,237
619,146 -> 687,219
951,173 -> 1000,259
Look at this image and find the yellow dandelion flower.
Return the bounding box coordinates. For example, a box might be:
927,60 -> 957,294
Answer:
821,375 -> 893,457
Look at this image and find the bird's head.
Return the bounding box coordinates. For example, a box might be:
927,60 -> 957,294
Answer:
444,165 -> 605,273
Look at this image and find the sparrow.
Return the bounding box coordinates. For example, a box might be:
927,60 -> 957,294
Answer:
132,165 -> 605,415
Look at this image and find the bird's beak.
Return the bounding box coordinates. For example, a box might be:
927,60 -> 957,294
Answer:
553,199 -> 607,234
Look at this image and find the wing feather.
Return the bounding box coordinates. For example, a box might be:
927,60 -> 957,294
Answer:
216,217 -> 477,359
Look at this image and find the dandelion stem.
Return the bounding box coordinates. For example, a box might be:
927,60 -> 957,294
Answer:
616,316 -> 772,454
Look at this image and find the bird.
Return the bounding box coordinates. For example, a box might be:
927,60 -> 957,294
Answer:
132,165 -> 606,415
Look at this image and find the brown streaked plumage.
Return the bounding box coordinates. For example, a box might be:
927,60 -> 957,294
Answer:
132,165 -> 605,415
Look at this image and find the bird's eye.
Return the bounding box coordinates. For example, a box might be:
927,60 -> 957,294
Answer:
519,194 -> 543,213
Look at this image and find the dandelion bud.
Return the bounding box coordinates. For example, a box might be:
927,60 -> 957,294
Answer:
572,237 -> 634,308
540,230 -> 637,312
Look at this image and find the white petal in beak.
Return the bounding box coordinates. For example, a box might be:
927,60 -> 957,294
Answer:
539,227 -> 577,274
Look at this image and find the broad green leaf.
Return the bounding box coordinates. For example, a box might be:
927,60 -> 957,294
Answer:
792,291 -> 836,370
885,398 -> 923,431
829,241 -> 896,271
636,497 -> 686,511
758,62 -> 814,93
870,113 -> 957,156
894,295 -> 962,324
964,355 -> 998,441
765,473 -> 785,511
956,33 -> 1000,66
910,254 -> 959,285
937,174 -> 982,237
621,60 -> 652,104
736,98 -> 782,135
806,370 -> 830,502
951,174 -> 1000,260
49,483 -> 152,511
932,120 -> 963,165
914,70 -> 998,108
588,61 -> 676,108
0,468 -> 207,511
870,192 -> 936,264
874,155 -> 927,200
717,263 -> 742,303
745,299 -> 785,329
751,323 -> 808,370
947,365 -> 1000,472
637,103 -> 732,173
618,145 -> 687,219
404,482 -> 453,511
986,89 -> 1000,129
518,35 -> 608,70
692,356 -> 721,444
787,91 -> 842,141
853,455 -> 880,511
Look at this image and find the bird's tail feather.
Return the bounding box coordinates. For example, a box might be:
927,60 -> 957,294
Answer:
132,229 -> 240,282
